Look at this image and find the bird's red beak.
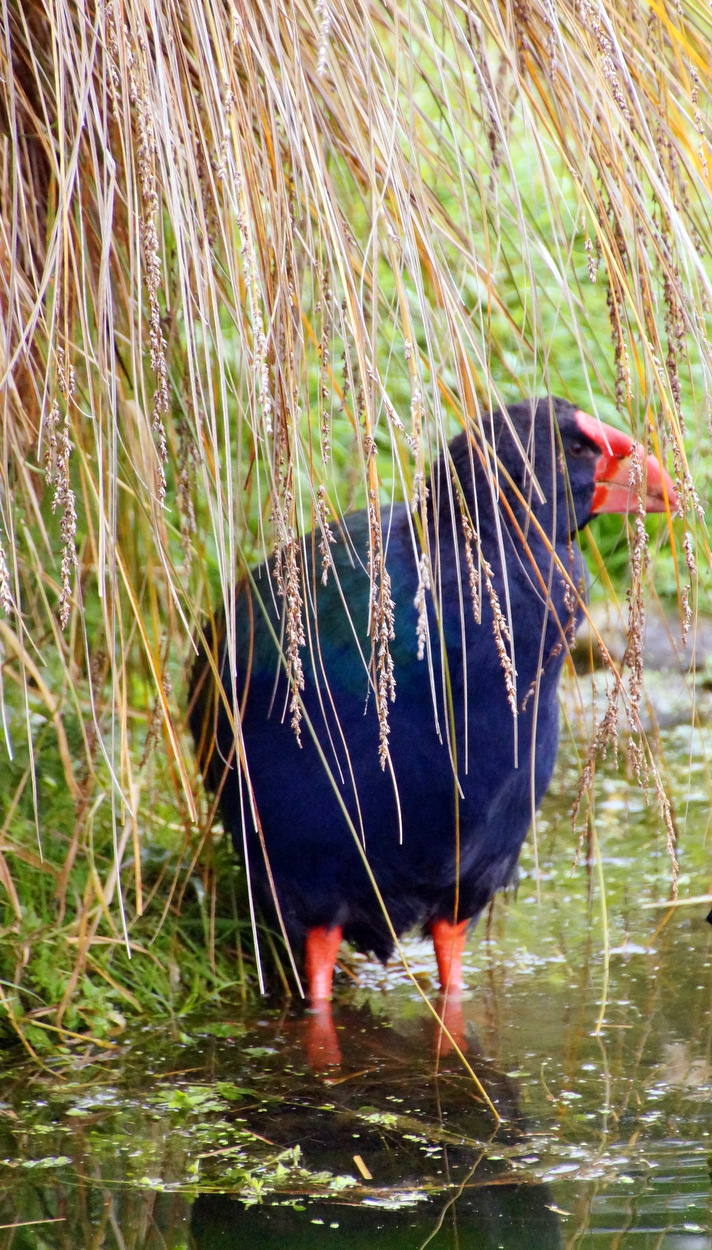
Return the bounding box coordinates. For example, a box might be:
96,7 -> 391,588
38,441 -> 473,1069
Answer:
574,410 -> 678,516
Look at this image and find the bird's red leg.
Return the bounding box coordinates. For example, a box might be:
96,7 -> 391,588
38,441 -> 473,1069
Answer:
305,925 -> 343,1004
429,918 -> 469,1055
429,917 -> 468,994
304,926 -> 343,1068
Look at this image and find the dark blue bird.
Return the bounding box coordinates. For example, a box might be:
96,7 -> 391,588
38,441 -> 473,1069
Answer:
189,397 -> 675,1021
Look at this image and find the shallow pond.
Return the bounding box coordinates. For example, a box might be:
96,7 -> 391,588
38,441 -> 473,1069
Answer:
1,709 -> 712,1249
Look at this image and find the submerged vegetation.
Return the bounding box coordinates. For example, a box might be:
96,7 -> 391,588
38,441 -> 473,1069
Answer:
0,0 -> 711,1048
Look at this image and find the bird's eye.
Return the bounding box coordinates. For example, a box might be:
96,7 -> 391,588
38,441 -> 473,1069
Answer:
568,440 -> 585,457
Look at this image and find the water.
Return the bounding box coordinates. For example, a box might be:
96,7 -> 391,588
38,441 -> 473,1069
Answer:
1,711 -> 711,1248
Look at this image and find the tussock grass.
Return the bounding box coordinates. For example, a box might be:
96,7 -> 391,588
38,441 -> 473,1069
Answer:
0,0 -> 710,1046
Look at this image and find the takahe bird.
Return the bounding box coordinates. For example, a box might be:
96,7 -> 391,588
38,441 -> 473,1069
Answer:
189,397 -> 675,1015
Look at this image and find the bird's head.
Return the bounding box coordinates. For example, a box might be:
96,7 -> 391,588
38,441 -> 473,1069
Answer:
546,398 -> 678,534
443,397 -> 678,543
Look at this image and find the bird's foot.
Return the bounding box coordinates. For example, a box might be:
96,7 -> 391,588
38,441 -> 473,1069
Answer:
303,925 -> 344,1068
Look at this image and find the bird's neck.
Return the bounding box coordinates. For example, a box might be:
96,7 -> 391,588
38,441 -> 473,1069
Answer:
428,490 -> 585,660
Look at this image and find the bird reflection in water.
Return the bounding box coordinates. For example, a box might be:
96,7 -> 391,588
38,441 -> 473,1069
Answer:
190,1005 -> 564,1249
